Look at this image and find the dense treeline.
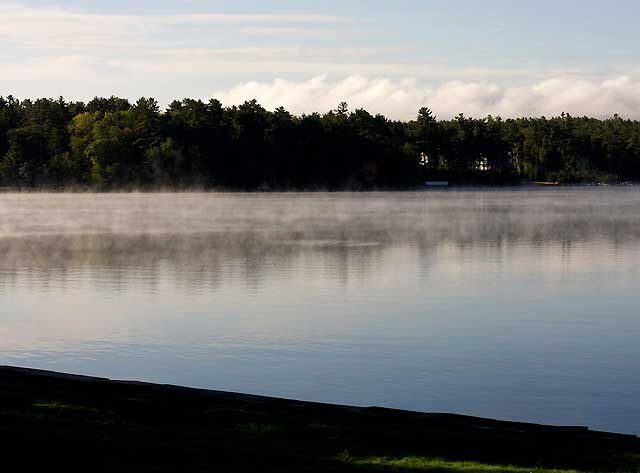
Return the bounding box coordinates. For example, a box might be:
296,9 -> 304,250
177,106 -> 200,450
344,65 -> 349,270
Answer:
1,95 -> 639,189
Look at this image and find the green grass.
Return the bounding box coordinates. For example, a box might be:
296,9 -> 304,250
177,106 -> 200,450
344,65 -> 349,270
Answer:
345,456 -> 584,473
235,422 -> 281,435
33,401 -> 105,413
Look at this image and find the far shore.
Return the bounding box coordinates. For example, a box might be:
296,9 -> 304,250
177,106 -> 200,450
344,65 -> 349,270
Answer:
0,181 -> 638,194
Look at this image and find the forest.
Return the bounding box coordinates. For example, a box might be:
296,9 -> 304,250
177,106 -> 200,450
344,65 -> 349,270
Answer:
1,95 -> 639,189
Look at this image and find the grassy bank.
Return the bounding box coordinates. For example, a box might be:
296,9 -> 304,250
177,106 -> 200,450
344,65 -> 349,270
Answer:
1,366 -> 638,472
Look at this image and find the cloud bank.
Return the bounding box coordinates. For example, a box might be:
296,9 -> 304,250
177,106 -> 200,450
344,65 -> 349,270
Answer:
3,3 -> 640,119
213,75 -> 640,120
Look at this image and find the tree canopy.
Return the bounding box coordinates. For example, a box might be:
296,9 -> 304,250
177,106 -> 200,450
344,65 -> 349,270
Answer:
1,95 -> 639,189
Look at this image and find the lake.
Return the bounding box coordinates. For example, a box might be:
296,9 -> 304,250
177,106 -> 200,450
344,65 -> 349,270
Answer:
1,189 -> 639,434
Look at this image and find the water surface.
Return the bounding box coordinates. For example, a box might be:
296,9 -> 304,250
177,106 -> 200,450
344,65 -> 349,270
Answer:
1,189 -> 639,434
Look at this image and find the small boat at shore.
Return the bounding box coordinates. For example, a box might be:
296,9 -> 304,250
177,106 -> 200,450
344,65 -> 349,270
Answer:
424,181 -> 449,187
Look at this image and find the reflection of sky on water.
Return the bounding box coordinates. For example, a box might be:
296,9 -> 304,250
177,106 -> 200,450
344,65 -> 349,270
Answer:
1,189 -> 639,434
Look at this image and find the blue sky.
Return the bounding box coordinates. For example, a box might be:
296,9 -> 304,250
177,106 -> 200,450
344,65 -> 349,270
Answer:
2,1 -> 640,118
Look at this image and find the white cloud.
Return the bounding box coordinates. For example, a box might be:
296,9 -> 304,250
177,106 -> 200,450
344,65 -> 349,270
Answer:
0,3 -> 356,50
0,3 -> 352,26
237,26 -> 360,38
212,75 -> 640,119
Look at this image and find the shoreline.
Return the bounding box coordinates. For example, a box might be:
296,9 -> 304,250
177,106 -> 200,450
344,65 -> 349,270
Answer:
1,365 -> 638,472
0,181 -> 639,194
0,182 -> 640,196
1,365 -> 637,439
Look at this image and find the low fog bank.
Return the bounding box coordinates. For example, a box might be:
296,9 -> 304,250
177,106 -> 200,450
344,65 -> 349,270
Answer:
1,189 -> 639,239
0,190 -> 639,289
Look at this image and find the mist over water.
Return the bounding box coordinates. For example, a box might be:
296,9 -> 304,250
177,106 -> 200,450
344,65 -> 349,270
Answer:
1,189 -> 639,434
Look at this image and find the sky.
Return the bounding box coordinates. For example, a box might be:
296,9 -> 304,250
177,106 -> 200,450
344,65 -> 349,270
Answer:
2,0 -> 640,119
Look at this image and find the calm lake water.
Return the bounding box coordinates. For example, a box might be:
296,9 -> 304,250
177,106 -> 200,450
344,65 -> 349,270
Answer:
1,189 -> 639,434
